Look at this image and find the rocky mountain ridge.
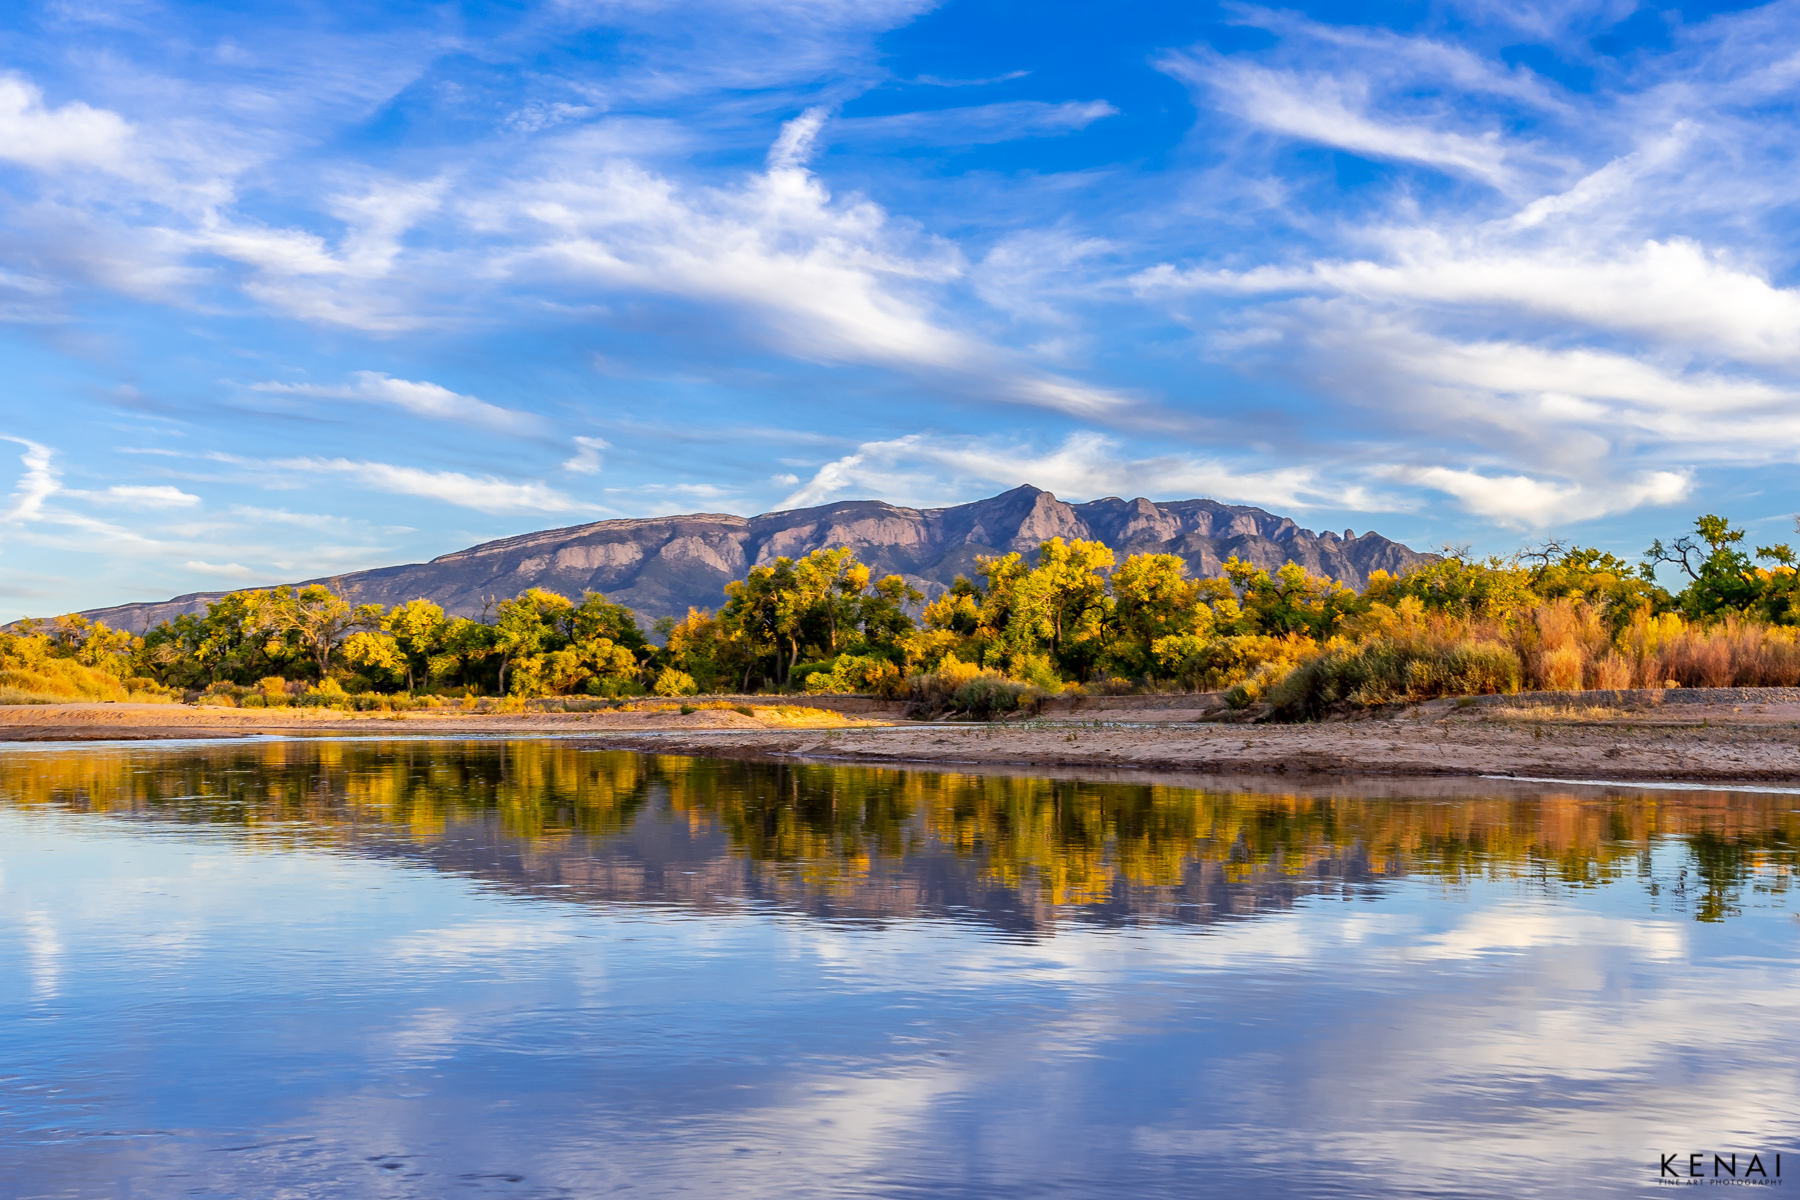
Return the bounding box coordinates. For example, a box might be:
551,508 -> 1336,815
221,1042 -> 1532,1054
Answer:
78,485 -> 1434,632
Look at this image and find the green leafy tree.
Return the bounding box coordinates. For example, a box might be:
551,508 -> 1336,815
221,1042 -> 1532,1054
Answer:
489,590 -> 565,695
721,557 -> 801,687
383,599 -> 449,691
1755,522 -> 1800,625
1646,515 -> 1763,619
483,588 -> 646,696
854,572 -> 923,651
1104,553 -> 1207,679
339,630 -> 407,685
248,583 -> 381,679
1368,548 -> 1535,622
428,618 -> 496,691
1006,538 -> 1115,681
1224,558 -> 1360,639
657,608 -> 743,693
718,549 -> 917,689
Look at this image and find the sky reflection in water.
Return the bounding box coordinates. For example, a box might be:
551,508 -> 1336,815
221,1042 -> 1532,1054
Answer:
0,740 -> 1796,1199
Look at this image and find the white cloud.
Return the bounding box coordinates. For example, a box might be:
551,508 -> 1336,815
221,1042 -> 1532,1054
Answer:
184,559 -> 258,578
511,147 -> 973,372
0,74 -> 133,172
1505,123 -> 1698,230
835,100 -> 1118,147
0,438 -> 58,524
1140,236 -> 1800,368
912,70 -> 1031,87
81,485 -> 202,509
779,431 -> 1366,512
1161,53 -> 1523,189
1285,313 -> 1800,465
602,482 -> 732,498
501,111 -> 1137,419
252,372 -> 543,434
1126,11 -> 1800,529
506,102 -> 597,134
274,457 -> 592,514
226,506 -> 364,532
768,105 -> 829,171
1398,466 -> 1692,527
561,436 -> 609,474
976,228 -> 1114,325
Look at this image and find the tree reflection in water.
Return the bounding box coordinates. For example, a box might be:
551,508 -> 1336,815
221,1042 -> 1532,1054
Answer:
0,739 -> 1792,928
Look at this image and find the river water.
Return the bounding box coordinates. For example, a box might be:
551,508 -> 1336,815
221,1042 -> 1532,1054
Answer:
1,739 -> 1795,1198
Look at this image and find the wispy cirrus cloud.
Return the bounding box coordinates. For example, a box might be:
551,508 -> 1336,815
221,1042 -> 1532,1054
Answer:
64,485 -> 202,508
501,108 -> 1138,419
272,457 -> 595,515
834,100 -> 1118,147
10,0 -> 1800,618
0,437 -> 58,525
1136,236 -> 1800,368
779,430 -> 1383,513
252,372 -> 544,434
561,436 -> 610,474
183,559 -> 257,579
1132,4 -> 1800,526
1159,52 -> 1529,190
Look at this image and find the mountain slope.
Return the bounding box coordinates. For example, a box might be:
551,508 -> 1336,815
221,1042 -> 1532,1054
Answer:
79,485 -> 1434,631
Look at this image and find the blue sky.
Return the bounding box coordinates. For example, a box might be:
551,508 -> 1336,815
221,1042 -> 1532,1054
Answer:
1,0 -> 1796,614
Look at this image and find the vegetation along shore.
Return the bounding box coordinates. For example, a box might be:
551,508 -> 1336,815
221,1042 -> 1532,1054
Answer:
5,511 -> 1800,782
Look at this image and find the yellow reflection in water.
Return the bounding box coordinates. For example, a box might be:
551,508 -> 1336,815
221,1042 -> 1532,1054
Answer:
0,740 -> 1793,920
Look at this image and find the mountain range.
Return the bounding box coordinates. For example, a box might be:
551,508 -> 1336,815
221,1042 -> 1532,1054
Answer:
79,485 -> 1434,632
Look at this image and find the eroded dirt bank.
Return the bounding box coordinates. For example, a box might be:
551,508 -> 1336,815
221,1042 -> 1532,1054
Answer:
2,693 -> 1797,784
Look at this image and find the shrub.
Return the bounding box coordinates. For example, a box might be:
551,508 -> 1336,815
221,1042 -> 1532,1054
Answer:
653,667 -> 699,697
949,673 -> 1043,719
802,654 -> 902,696
1267,637 -> 1521,720
905,657 -> 983,709
0,663 -> 129,702
0,686 -> 54,704
1223,660 -> 1297,709
1653,618 -> 1800,688
1153,633 -> 1317,692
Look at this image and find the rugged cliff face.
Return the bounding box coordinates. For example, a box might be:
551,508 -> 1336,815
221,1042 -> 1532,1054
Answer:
80,485 -> 1434,631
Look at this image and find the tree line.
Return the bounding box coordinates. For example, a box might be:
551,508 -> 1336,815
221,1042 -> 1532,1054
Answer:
3,512 -> 1798,708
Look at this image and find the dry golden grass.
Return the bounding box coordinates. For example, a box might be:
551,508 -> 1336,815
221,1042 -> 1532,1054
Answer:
752,705 -> 876,728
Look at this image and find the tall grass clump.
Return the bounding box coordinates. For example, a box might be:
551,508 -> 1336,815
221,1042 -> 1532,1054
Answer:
1512,606 -> 1800,691
905,659 -> 1045,717
950,674 -> 1043,718
0,659 -> 132,703
1266,599 -> 1800,719
1267,635 -> 1519,719
1644,617 -> 1800,688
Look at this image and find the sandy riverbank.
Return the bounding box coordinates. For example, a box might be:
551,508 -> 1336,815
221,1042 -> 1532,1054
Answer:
0,699 -> 882,743
3,692 -> 1798,784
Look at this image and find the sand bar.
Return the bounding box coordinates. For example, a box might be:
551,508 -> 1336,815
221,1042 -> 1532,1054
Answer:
2,691 -> 1797,785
